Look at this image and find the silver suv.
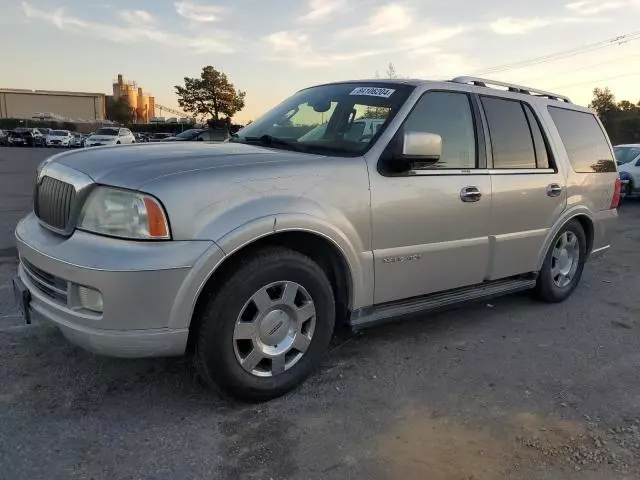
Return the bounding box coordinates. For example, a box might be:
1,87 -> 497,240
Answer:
13,77 -> 620,401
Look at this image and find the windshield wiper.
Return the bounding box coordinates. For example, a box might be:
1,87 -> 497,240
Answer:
235,134 -> 306,152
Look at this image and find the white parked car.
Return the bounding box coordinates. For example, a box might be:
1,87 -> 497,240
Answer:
85,127 -> 136,147
614,144 -> 640,197
46,130 -> 73,148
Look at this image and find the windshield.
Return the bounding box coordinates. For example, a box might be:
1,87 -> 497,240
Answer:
232,83 -> 414,156
95,128 -> 119,136
51,130 -> 67,136
175,129 -> 203,139
615,146 -> 640,165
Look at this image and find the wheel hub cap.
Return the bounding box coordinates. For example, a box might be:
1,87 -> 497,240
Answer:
259,309 -> 291,345
233,281 -> 316,378
551,231 -> 580,288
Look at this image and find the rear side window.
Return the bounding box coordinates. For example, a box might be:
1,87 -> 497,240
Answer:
481,97 -> 536,169
548,107 -> 615,173
523,104 -> 550,169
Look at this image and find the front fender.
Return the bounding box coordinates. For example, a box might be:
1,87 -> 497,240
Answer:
168,211 -> 373,329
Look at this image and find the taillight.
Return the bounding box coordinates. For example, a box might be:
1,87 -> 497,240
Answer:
611,177 -> 622,209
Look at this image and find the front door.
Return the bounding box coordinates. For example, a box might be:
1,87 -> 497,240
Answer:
370,90 -> 492,304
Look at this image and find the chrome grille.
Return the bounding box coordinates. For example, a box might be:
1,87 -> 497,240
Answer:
21,258 -> 68,305
35,176 -> 76,231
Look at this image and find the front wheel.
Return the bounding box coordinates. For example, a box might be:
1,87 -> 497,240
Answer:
193,247 -> 335,402
534,220 -> 587,303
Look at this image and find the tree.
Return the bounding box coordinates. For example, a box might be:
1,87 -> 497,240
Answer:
618,100 -> 639,112
175,66 -> 246,121
588,87 -> 619,118
386,62 -> 398,79
360,63 -> 401,119
106,97 -> 135,125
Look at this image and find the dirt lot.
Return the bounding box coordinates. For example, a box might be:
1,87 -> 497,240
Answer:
1,146 -> 640,479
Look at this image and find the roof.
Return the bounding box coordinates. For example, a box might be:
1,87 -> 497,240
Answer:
0,88 -> 106,97
312,76 -> 573,104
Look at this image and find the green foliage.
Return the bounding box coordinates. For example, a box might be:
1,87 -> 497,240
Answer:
106,97 -> 135,125
589,88 -> 640,144
175,66 -> 246,121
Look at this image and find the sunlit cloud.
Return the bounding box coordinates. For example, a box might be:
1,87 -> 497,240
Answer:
565,1 -> 625,15
174,1 -> 225,22
22,2 -> 232,53
338,4 -> 412,38
490,15 -> 605,35
298,0 -> 348,23
119,10 -> 155,24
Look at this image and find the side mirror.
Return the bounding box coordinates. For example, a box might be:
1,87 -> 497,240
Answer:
402,132 -> 442,165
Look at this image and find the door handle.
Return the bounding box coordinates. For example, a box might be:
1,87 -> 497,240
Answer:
547,184 -> 562,197
460,186 -> 482,203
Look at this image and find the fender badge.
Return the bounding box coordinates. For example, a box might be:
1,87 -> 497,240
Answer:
382,254 -> 422,264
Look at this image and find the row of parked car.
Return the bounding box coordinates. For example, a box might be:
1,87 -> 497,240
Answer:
0,127 -> 230,148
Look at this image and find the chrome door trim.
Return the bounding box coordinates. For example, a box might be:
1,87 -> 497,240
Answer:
489,168 -> 556,175
409,168 -> 491,176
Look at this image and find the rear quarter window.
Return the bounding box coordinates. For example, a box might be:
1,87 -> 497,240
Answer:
548,106 -> 615,173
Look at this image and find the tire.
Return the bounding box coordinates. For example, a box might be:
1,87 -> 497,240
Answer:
193,247 -> 335,402
116,141 -> 121,145
534,220 -> 587,303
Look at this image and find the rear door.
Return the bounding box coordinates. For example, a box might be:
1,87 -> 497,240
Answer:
480,96 -> 567,279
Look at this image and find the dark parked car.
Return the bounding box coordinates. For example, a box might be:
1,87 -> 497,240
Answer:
149,132 -> 173,142
8,128 -> 46,147
162,128 -> 229,142
0,129 -> 8,146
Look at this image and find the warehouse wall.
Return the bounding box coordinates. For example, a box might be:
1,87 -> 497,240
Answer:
0,91 -> 106,121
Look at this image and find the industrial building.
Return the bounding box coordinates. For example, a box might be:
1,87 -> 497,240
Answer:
111,74 -> 155,124
1,74 -> 185,125
0,89 -> 106,121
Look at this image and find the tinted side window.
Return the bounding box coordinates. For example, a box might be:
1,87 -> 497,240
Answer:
548,107 -> 615,173
523,104 -> 550,169
481,97 -> 536,169
403,91 -> 476,169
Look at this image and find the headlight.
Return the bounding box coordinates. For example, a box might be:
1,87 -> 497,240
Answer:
77,187 -> 170,240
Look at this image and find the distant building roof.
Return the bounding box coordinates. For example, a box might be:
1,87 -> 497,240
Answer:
0,88 -> 106,97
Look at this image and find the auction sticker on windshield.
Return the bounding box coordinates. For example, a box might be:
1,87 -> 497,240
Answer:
349,87 -> 396,98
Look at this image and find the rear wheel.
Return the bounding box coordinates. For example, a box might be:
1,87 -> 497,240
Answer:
535,220 -> 586,303
193,247 -> 335,402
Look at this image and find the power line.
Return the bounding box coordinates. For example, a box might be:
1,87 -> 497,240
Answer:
515,52 -> 640,85
470,30 -> 640,76
548,70 -> 640,90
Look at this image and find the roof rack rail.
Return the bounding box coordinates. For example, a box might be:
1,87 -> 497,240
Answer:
450,76 -> 571,103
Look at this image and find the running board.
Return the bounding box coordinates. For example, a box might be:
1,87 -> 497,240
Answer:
349,276 -> 537,330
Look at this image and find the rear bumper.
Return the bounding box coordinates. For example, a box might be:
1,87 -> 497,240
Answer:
591,208 -> 618,257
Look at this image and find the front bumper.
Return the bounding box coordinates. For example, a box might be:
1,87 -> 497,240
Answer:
15,213 -> 217,358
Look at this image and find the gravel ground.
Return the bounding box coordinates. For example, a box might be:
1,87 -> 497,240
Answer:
1,146 -> 640,479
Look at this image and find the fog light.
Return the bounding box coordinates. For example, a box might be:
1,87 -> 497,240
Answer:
78,286 -> 103,313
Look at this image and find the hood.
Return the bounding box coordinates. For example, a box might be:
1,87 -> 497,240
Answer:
48,142 -> 313,189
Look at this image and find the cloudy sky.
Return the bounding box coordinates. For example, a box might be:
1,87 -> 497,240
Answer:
2,0 -> 640,122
